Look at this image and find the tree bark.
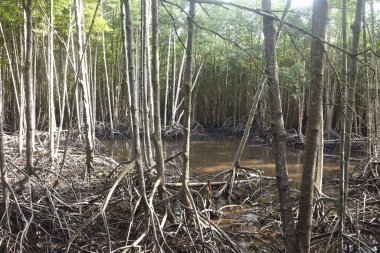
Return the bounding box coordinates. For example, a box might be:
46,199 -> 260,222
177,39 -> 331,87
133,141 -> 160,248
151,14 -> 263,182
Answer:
182,0 -> 194,205
151,0 -> 174,221
362,1 -> 372,159
227,0 -> 292,196
172,45 -> 186,126
0,23 -> 20,116
343,0 -> 364,222
120,0 -> 134,138
56,16 -> 72,153
297,1 -> 329,252
74,0 -> 94,174
0,61 -> 10,231
24,0 -> 34,174
163,30 -> 172,132
262,1 -> 299,252
48,0 -> 56,159
338,0 -> 348,249
151,0 -> 165,197
370,1 -> 379,159
102,3 -> 114,139
19,28 -> 26,155
141,0 -> 154,166
181,1 -> 202,234
124,0 -> 149,207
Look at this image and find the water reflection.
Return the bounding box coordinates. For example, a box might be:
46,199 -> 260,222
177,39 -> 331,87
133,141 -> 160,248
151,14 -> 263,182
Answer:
102,138 -> 343,186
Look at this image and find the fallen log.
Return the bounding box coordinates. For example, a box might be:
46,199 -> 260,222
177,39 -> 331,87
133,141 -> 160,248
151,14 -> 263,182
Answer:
166,174 -> 277,188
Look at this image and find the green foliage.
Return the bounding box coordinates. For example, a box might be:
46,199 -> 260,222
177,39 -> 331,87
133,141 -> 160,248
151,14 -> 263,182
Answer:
84,0 -> 112,36
0,0 -> 23,26
0,0 -> 379,131
280,63 -> 307,99
0,59 -> 10,67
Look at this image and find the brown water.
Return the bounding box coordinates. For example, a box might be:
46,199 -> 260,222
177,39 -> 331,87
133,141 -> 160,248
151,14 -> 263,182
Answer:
103,139 -> 363,251
103,138 -> 344,187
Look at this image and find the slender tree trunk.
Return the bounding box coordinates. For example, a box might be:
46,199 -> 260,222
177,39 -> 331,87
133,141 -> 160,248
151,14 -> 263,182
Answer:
338,0 -> 348,249
151,0 -> 174,221
325,64 -> 337,138
181,1 -> 202,235
120,0 -> 133,138
227,75 -> 265,195
57,20 -> 72,152
83,39 -> 95,147
92,44 -> 98,142
297,1 -> 329,252
48,0 -> 56,159
227,0 -> 291,196
19,27 -> 26,155
164,30 -> 172,132
343,0 -> 364,222
151,0 -> 165,185
182,2 -> 194,203
315,116 -> 324,192
102,34 -> 114,139
124,0 -> 149,207
362,1 -> 372,160
0,23 -> 20,116
176,62 -> 203,125
171,35 -> 176,126
298,85 -> 305,138
24,0 -> 34,174
145,5 -> 155,137
101,3 -> 114,139
172,46 -> 186,126
74,0 -> 94,174
141,0 -> 153,165
0,63 -> 10,231
370,2 -> 379,159
262,1 -> 299,252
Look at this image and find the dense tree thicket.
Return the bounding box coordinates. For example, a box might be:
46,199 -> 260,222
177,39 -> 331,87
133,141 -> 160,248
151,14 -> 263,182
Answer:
0,0 -> 379,252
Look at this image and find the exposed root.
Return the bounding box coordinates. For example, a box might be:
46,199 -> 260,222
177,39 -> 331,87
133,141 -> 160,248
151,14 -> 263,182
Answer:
0,132 -> 379,252
0,133 -> 242,252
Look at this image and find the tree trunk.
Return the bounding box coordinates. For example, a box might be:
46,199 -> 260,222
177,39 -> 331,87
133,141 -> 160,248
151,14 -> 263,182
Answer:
362,1 -> 372,159
172,45 -> 186,126
141,0 -> 153,165
0,63 -> 10,231
0,23 -> 20,117
74,0 -> 94,174
325,62 -> 337,138
124,0 -> 149,207
102,3 -> 114,139
297,1 -> 329,251
163,30 -> 172,132
227,0 -> 291,196
343,0 -> 364,223
19,29 -> 26,155
262,1 -> 299,252
370,1 -> 379,159
48,0 -> 56,159
338,1 -> 348,249
298,84 -> 305,138
182,1 -> 195,203
181,0 -> 202,234
120,0 -> 133,138
56,17 -> 72,152
24,0 -> 34,174
315,117 -> 324,192
151,0 -> 174,220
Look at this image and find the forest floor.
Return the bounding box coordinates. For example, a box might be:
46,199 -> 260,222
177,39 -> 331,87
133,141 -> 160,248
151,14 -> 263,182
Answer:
0,129 -> 379,252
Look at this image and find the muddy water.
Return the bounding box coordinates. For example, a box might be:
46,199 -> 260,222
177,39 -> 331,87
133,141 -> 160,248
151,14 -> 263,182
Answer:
103,138 -> 343,187
103,138 -> 346,249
